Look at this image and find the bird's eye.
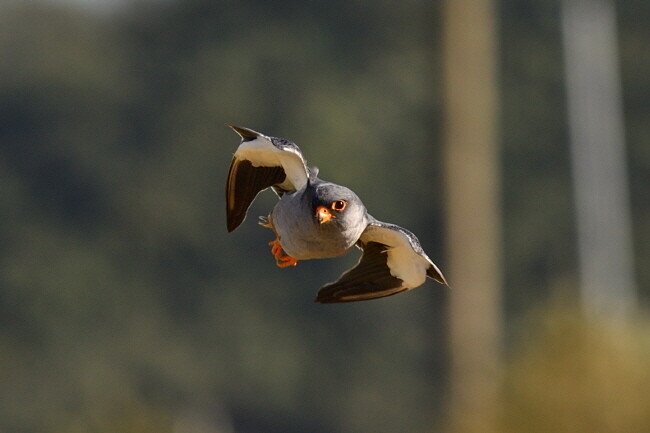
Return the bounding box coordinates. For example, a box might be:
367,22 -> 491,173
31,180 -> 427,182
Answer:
331,200 -> 347,211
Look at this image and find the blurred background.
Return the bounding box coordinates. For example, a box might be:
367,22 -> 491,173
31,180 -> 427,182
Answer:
1,0 -> 649,432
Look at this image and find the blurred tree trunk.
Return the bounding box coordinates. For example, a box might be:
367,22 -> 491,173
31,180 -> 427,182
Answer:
442,1 -> 502,432
561,0 -> 637,320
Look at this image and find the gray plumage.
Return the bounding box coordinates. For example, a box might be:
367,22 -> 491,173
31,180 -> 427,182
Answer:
271,180 -> 369,259
225,125 -> 447,303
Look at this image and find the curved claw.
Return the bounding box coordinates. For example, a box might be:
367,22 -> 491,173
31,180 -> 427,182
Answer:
276,255 -> 299,268
258,215 -> 273,229
268,239 -> 299,268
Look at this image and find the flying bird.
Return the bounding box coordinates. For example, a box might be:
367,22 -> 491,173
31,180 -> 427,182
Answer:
226,125 -> 447,303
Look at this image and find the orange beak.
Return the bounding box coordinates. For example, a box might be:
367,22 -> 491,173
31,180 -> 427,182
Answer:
316,205 -> 335,224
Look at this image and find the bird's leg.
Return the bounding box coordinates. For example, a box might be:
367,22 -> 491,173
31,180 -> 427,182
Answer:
268,239 -> 299,268
261,214 -> 298,267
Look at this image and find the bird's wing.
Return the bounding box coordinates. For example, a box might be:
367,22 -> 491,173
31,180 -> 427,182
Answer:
226,125 -> 309,232
315,220 -> 447,303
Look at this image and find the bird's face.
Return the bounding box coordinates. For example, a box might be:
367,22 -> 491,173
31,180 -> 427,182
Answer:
315,198 -> 348,224
310,183 -> 367,230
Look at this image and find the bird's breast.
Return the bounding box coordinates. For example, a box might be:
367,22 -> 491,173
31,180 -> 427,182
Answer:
270,195 -> 359,260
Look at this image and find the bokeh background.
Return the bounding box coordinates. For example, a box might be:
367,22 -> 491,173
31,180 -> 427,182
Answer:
1,1 -> 649,432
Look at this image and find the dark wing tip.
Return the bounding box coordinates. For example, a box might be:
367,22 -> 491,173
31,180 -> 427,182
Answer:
427,265 -> 449,286
225,158 -> 248,232
226,201 -> 246,232
226,215 -> 241,232
227,124 -> 259,142
226,158 -> 286,232
314,242 -> 407,303
315,283 -> 408,304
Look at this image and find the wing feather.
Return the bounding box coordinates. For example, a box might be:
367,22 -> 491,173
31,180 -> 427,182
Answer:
226,125 -> 309,232
315,242 -> 406,303
226,159 -> 286,232
315,219 -> 447,303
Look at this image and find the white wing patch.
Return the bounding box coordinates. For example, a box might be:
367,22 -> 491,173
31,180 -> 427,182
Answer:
234,135 -> 308,192
360,223 -> 434,289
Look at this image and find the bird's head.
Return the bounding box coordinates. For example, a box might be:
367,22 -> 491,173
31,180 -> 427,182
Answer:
310,182 -> 368,231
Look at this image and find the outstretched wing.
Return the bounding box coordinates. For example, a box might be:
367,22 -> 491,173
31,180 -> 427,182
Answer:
226,125 -> 309,232
315,219 -> 447,303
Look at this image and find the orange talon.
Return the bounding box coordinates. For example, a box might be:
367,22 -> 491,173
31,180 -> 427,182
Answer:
276,255 -> 299,268
268,240 -> 282,256
268,239 -> 299,268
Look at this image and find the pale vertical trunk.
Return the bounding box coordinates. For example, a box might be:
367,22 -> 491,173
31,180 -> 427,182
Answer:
442,1 -> 502,432
562,0 -> 637,319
